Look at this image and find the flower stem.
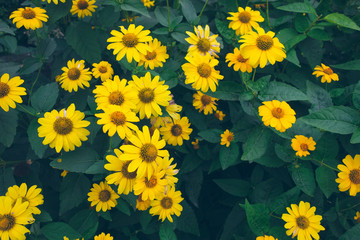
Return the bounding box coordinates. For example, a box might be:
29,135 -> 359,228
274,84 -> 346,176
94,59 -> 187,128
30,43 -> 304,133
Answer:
108,137 -> 113,152
251,68 -> 257,82
166,0 -> 171,32
312,159 -> 340,172
195,0 -> 209,25
17,104 -> 37,117
266,0 -> 271,29
28,65 -> 43,105
340,201 -> 360,212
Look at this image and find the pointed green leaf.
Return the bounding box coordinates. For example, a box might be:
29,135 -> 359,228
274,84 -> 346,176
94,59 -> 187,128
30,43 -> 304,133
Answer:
219,143 -> 240,170
31,82 -> 59,112
316,167 -> 338,198
290,164 -> 316,197
259,81 -> 308,102
277,2 -> 316,14
241,199 -> 270,235
213,179 -> 251,197
0,109 -> 17,147
324,13 -> 360,31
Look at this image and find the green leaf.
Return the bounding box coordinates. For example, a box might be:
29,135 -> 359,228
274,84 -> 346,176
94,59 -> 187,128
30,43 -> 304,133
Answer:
247,75 -> 271,92
69,209 -> 98,240
180,0 -> 197,24
286,49 -> 301,67
332,59 -> 360,71
0,35 -> 17,53
27,119 -> 48,159
242,127 -> 271,161
50,147 -> 99,173
46,0 -> 73,22
198,129 -> 222,143
171,32 -> 187,44
284,34 -> 307,50
259,81 -> 308,102
176,200 -> 200,236
306,80 -> 333,113
116,198 -> 131,216
97,6 -> 121,26
339,224 -> 360,240
154,7 -> 170,27
213,179 -> 251,197
351,128 -> 360,144
294,15 -> 310,33
0,167 -> 16,195
290,164 -> 316,197
324,13 -> 360,31
159,222 -> 177,240
270,187 -> 300,215
0,20 -> 15,35
37,38 -> 57,59
307,28 -> 332,41
86,117 -> 102,144
206,81 -> 244,101
41,222 -> 81,240
0,109 -> 17,147
219,143 -> 240,170
312,134 -> 339,164
31,82 -> 58,112
276,2 -> 316,14
300,106 -> 360,134
85,160 -> 106,174
241,199 -> 270,236
315,167 -> 337,198
19,58 -> 42,75
36,210 -> 53,223
215,18 -> 237,42
65,22 -> 101,63
121,0 -> 150,18
353,80 -> 360,110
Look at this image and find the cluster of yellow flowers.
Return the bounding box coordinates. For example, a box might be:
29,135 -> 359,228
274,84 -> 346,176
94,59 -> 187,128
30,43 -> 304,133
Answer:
0,183 -> 43,240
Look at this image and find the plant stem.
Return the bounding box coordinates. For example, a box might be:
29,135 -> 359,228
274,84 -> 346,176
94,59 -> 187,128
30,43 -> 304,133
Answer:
195,0 -> 209,25
312,159 -> 340,172
270,213 -> 282,220
108,137 -> 113,152
266,0 -> 271,29
251,68 -> 257,82
340,201 -> 360,212
28,65 -> 43,105
304,15 -> 322,34
17,104 -> 37,117
166,0 -> 171,32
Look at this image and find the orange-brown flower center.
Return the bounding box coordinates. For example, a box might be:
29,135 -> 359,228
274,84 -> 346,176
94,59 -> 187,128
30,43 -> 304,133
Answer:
0,214 -> 15,231
227,134 -> 234,142
67,68 -> 81,80
349,169 -> 360,184
145,175 -> 157,188
138,88 -> 155,103
160,197 -> 173,209
22,8 -> 36,19
122,161 -> 137,179
237,54 -> 247,63
271,107 -> 284,119
171,124 -> 182,137
256,35 -> 274,51
77,0 -> 89,10
238,11 -> 251,23
197,63 -> 212,78
296,216 -> 309,229
108,91 -> 125,106
300,143 -> 308,151
323,67 -> 333,75
98,66 -> 107,73
122,33 -> 138,48
140,143 -> 157,163
0,82 -> 10,98
99,190 -> 111,202
145,51 -> 157,60
110,111 -> 126,126
200,94 -> 212,106
53,117 -> 73,135
197,38 -> 211,53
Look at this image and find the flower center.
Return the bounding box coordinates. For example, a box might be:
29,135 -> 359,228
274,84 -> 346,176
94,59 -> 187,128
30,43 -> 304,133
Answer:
256,35 -> 274,51
22,8 -> 36,19
300,143 -> 308,151
110,111 -> 126,126
171,124 -> 182,137
138,88 -> 155,103
67,68 -> 81,80
98,66 -> 107,73
108,91 -> 125,106
145,175 -> 157,188
227,134 -> 234,142
271,107 -> 284,119
349,169 -> 360,184
122,33 -> 138,48
99,190 -> 111,202
197,38 -> 211,53
296,216 -> 310,230
237,54 -> 247,63
122,161 -> 137,179
145,51 -> 157,60
200,94 -> 212,106
53,117 -> 73,135
77,0 -> 89,10
160,197 -> 173,209
323,67 -> 333,75
197,63 -> 212,78
0,214 -> 15,231
0,82 -> 10,98
140,143 -> 158,163
238,11 -> 251,23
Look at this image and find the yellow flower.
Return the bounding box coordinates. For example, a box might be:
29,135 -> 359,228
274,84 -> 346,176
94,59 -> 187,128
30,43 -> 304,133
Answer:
336,154 -> 360,196
129,72 -> 172,119
191,139 -> 199,150
256,236 -> 278,240
239,27 -> 286,68
0,73 -> 26,112
185,25 -> 220,57
158,156 -> 179,187
214,110 -> 226,121
258,100 -> 296,132
9,7 -> 48,30
227,6 -> 264,35
291,135 -> 316,157
42,0 -> 66,4
150,103 -> 182,128
87,181 -> 119,212
355,211 -> 360,222
93,76 -> 137,110
38,104 -> 90,153
192,91 -> 218,115
119,125 -> 169,178
139,38 -> 169,70
0,196 -> 35,240
63,237 -> 83,240
107,24 -> 153,63
134,168 -> 168,201
225,47 -> 253,72
136,195 -> 151,211
92,61 -> 114,82
220,130 -> 234,147
105,149 -> 137,195
122,16 -> 138,23
141,0 -> 155,8
182,54 -> 224,92
61,170 -> 69,178
160,117 -> 193,146
6,183 -> 44,215
58,59 -> 92,92
149,187 -> 183,222
312,63 -> 339,83
70,0 -> 97,18
282,201 -> 325,240
94,233 -> 113,240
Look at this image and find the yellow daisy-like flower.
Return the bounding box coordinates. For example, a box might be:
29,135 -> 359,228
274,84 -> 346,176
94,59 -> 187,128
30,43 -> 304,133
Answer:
149,187 -> 183,222
92,61 -> 114,82
258,100 -> 296,132
225,47 -> 253,73
193,91 -> 218,115
220,129 -> 234,147
129,72 -> 172,119
95,105 -> 139,139
185,25 -> 220,57
136,195 -> 151,211
141,0 -> 155,8
214,110 -> 226,121
256,236 -> 278,240
227,6 -> 264,35
119,126 -> 169,178
150,103 -> 182,128
336,154 -> 360,196
239,27 -> 286,68
87,181 -> 119,212
191,139 -> 199,150
93,76 -> 137,111
38,104 -> 90,153
0,73 -> 26,112
94,233 -> 113,240
42,0 -> 65,4
134,168 -> 168,201
312,63 -> 339,83
9,7 -> 48,30
139,38 -> 169,70
182,54 -> 224,92
0,196 -> 35,240
70,0 -> 97,18
58,59 -> 92,93
281,201 -> 325,240
6,183 -> 44,215
291,135 -> 316,157
105,148 -> 137,195
160,116 -> 193,146
355,211 -> 360,222
107,24 -> 153,63
159,156 -> 179,187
